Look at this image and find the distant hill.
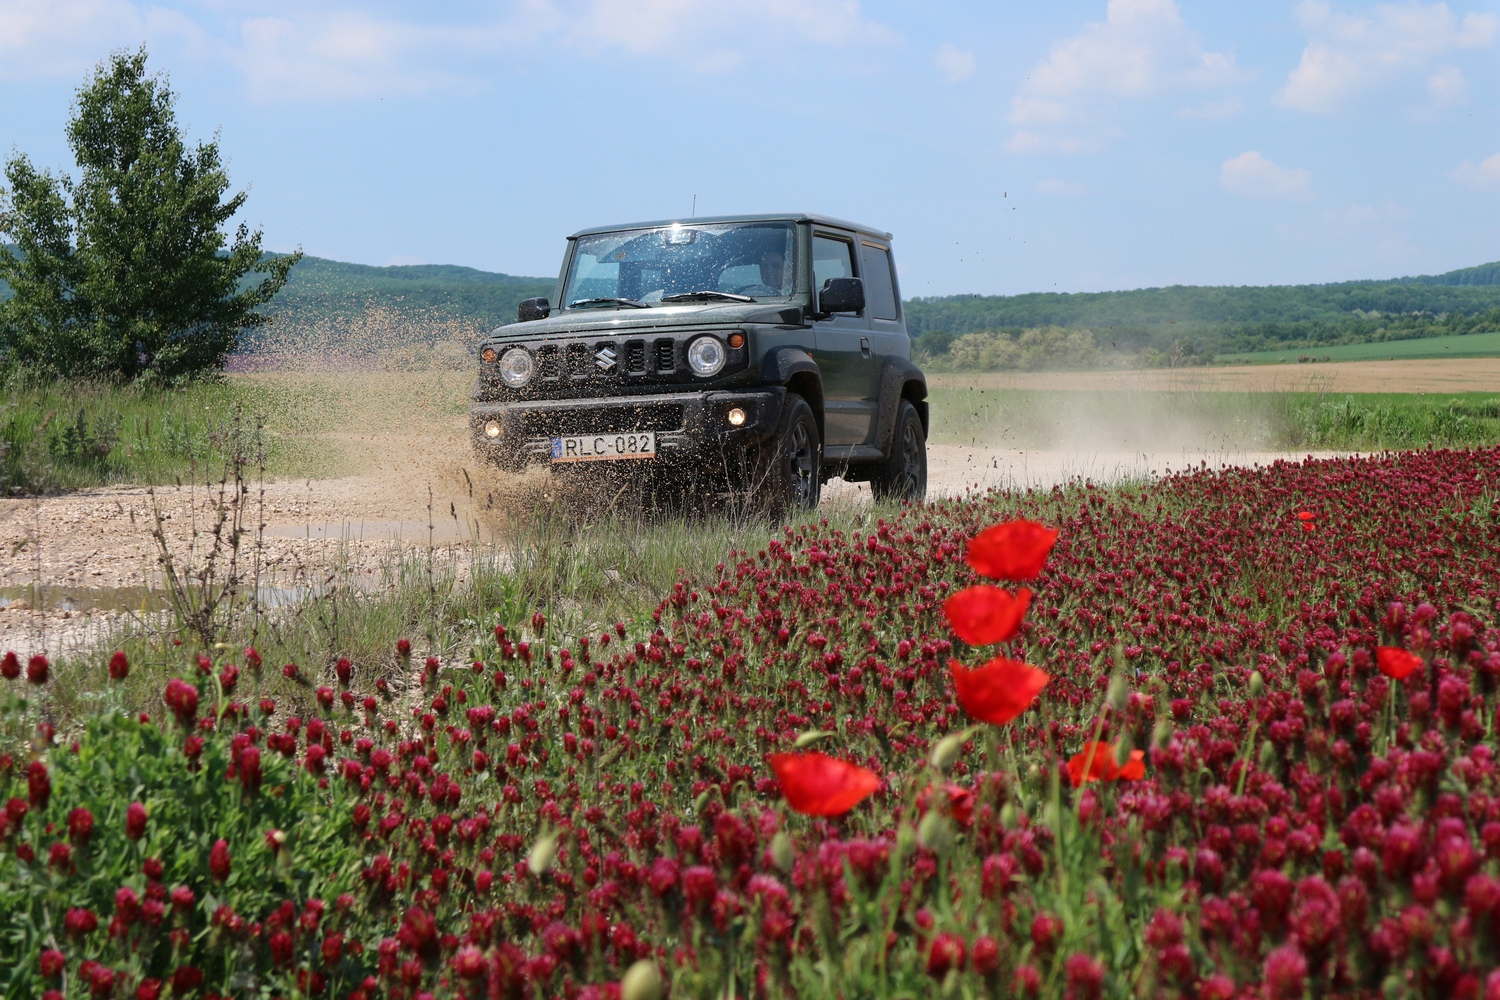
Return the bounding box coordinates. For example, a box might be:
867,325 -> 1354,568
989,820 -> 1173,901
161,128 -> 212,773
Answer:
904,261 -> 1500,366
8,247 -> 1499,366
248,254 -> 555,352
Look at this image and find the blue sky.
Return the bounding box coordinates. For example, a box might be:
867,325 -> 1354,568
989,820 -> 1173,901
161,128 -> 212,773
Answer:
2,0 -> 1497,296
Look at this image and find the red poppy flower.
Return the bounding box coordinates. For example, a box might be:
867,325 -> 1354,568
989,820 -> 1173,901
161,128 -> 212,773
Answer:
949,656 -> 1049,725
1297,511 -> 1315,521
767,752 -> 880,816
1376,646 -> 1423,680
922,782 -> 975,826
943,586 -> 1031,645
1067,742 -> 1146,787
966,520 -> 1058,581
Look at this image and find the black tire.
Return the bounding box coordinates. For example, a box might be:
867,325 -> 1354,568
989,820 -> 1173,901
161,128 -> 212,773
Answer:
756,394 -> 822,520
870,400 -> 927,503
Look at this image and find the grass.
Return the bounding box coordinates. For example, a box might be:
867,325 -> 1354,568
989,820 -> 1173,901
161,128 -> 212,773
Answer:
927,386 -> 1500,452
1,371 -> 470,492
1214,328 -> 1500,364
38,459 -> 900,726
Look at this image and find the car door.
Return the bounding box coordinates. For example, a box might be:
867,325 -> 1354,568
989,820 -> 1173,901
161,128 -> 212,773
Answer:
810,231 -> 878,448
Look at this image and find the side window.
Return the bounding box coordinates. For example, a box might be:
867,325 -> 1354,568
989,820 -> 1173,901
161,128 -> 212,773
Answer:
812,235 -> 854,294
860,243 -> 899,321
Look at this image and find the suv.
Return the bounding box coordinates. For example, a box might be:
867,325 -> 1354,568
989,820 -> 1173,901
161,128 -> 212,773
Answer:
470,214 -> 927,513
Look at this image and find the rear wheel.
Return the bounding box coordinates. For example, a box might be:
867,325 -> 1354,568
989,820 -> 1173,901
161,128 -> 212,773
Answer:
870,400 -> 926,503
756,394 -> 821,520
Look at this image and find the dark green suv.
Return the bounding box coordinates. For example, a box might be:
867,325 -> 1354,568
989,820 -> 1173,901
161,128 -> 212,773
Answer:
470,214 -> 927,513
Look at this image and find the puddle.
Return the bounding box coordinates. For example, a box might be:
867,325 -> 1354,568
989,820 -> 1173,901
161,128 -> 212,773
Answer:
262,520 -> 488,543
0,584 -> 319,615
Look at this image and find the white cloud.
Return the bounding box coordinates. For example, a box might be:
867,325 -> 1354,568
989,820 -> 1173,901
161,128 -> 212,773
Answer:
1425,63 -> 1469,105
1276,0 -> 1497,113
1453,152 -> 1500,191
0,0 -> 896,97
1176,96 -> 1243,119
1006,0 -> 1238,153
0,0 -> 201,79
1035,178 -> 1089,196
934,42 -> 976,83
1219,151 -> 1314,200
233,13 -> 495,99
562,0 -> 898,69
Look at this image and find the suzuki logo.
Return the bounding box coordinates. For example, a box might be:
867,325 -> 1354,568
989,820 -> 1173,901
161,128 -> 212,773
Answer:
595,347 -> 617,371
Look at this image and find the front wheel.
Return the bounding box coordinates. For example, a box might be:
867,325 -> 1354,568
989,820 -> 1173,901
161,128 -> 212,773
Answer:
755,394 -> 821,520
870,400 -> 927,503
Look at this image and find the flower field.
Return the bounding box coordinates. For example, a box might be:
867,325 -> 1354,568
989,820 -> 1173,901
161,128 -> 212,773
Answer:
4,447 -> 1500,999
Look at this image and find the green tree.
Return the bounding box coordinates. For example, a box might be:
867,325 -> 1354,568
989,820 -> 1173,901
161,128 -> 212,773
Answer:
0,47 -> 299,382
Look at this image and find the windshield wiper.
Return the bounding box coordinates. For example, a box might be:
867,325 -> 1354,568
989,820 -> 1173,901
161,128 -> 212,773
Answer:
569,297 -> 650,309
660,290 -> 756,303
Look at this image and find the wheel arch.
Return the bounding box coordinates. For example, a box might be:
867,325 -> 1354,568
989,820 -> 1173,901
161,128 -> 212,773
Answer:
873,358 -> 928,453
762,346 -> 825,445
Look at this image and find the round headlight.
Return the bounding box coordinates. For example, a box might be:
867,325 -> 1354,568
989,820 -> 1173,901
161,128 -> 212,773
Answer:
686,336 -> 727,377
498,347 -> 534,388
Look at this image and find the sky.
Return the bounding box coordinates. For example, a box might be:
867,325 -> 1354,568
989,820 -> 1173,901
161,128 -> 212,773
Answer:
2,0 -> 1498,297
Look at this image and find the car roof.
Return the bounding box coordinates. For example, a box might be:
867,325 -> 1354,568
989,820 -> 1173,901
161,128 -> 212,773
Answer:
568,213 -> 893,242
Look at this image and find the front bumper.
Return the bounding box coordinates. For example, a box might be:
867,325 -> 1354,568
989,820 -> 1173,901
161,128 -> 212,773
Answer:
470,389 -> 786,467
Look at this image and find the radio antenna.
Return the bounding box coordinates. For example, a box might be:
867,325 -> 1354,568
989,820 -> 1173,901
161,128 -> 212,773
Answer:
691,195 -> 696,218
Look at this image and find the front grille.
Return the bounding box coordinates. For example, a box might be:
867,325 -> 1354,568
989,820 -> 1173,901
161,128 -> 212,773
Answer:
536,344 -> 560,379
487,332 -> 740,399
521,405 -> 685,436
565,343 -> 589,378
654,339 -> 676,374
625,340 -> 646,374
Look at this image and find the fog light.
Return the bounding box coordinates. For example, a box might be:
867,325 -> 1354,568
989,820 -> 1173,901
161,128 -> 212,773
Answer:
726,407 -> 746,427
484,421 -> 503,439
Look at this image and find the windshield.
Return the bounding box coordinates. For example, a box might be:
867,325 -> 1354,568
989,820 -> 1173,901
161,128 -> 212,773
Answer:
561,222 -> 797,308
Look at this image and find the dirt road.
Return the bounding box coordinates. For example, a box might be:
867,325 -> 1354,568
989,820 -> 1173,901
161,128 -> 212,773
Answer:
927,358 -> 1500,394
11,355 -> 1463,653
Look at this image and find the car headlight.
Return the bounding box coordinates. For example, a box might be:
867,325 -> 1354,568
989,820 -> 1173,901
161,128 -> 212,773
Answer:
498,347 -> 534,388
686,336 -> 726,377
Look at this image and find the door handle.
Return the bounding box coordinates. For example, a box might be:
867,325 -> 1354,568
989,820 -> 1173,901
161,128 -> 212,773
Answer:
859,337 -> 871,358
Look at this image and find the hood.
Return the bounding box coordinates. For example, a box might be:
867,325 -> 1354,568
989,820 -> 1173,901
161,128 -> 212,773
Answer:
485,301 -> 805,343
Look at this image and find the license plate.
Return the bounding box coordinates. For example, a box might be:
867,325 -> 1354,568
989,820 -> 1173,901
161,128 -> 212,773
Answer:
550,432 -> 657,463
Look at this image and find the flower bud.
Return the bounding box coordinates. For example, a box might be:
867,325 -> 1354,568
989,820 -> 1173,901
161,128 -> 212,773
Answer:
1106,674 -> 1129,711
794,729 -> 832,748
1249,671 -> 1265,698
929,732 -> 965,772
917,811 -> 953,856
896,824 -> 917,853
527,829 -> 559,876
620,960 -> 664,1000
1151,719 -> 1175,751
769,831 -> 794,874
1040,801 -> 1060,832
1000,802 -> 1019,828
1257,739 -> 1277,773
1113,735 -> 1135,768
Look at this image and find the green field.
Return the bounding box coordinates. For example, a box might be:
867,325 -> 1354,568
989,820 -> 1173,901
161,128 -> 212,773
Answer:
1216,329 -> 1500,364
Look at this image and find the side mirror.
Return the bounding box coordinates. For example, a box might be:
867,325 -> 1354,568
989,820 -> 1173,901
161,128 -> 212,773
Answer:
518,297 -> 551,322
817,277 -> 864,316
